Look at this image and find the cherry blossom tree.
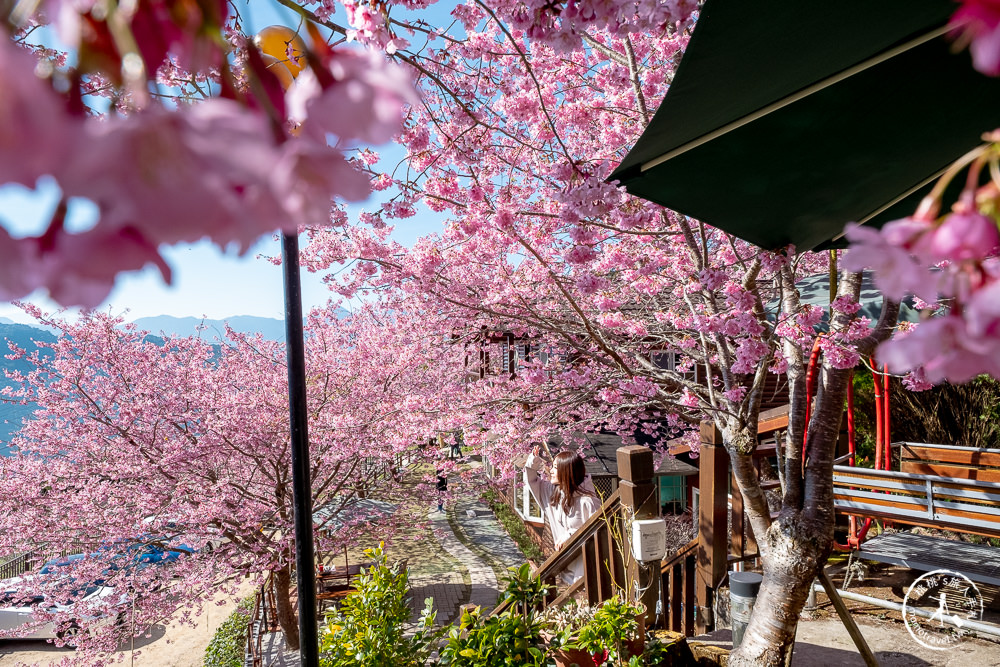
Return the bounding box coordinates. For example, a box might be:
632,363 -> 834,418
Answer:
0,301 -> 467,660
0,0 -> 415,308
292,4 -> 902,665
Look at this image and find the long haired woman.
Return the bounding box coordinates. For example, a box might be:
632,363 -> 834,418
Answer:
524,447 -> 599,584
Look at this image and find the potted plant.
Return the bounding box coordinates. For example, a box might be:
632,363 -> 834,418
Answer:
546,596 -> 646,667
542,600 -> 600,667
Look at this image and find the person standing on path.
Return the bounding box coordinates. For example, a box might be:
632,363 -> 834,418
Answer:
437,468 -> 448,512
523,446 -> 599,584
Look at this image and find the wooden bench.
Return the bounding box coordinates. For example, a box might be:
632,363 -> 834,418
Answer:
899,442 -> 1000,483
833,443 -> 1000,539
855,532 -> 1000,587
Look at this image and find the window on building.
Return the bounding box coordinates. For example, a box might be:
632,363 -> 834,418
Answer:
514,470 -> 544,522
659,475 -> 687,515
651,351 -> 677,371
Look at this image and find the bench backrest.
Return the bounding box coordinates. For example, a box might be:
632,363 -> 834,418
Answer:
899,442 -> 1000,483
833,464 -> 1000,539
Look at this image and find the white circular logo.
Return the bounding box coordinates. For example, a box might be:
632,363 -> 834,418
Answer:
902,569 -> 984,650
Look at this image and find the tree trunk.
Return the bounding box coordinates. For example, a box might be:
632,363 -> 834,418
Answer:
728,510 -> 831,666
273,564 -> 300,651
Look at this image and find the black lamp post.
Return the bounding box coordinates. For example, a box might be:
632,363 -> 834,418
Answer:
281,231 -> 319,666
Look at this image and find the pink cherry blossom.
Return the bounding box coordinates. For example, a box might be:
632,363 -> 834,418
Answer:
878,314 -> 1000,384
952,0 -> 1000,76
0,38 -> 78,187
965,277 -> 1000,337
920,211 -> 1000,262
842,222 -> 940,302
287,48 -> 417,144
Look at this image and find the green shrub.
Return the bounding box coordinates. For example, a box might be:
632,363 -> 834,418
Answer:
576,596 -> 645,667
319,544 -> 441,667
437,565 -> 550,667
204,596 -> 253,667
852,371 -> 1000,453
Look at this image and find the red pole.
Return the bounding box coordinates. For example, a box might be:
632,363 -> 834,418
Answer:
803,337 -> 823,469
871,361 -> 883,472
882,365 -> 892,471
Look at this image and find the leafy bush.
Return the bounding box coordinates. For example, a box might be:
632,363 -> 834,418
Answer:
481,486 -> 546,562
438,606 -> 546,666
319,544 -> 441,667
852,372 -> 1000,454
203,596 -> 253,667
437,564 -> 549,667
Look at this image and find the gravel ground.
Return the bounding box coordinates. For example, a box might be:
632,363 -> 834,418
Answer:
0,584 -> 251,667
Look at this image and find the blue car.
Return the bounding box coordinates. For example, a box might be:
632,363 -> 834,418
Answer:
41,540 -> 193,577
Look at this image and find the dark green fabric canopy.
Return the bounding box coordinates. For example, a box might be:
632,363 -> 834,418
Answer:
611,1 -> 1000,252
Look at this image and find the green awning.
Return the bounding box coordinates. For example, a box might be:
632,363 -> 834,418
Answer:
611,1 -> 1000,252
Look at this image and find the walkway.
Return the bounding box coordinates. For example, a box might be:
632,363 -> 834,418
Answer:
408,463 -> 527,625
252,468 -> 528,664
426,508 -> 495,618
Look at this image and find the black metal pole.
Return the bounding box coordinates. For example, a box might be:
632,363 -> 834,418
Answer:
281,231 -> 318,666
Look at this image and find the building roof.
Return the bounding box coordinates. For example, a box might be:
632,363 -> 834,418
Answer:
545,432 -> 698,478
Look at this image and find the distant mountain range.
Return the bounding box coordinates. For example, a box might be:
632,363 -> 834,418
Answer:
0,310 -> 350,454
131,315 -> 290,341
0,323 -> 57,455
132,311 -> 351,341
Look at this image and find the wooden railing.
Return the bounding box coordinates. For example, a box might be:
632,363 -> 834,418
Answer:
0,552 -> 34,581
833,463 -> 1000,539
660,538 -> 697,636
246,574 -> 277,667
493,488 -> 624,616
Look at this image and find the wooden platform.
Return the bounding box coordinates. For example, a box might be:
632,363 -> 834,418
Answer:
857,532 -> 1000,587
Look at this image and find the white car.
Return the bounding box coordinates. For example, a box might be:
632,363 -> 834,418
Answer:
0,576 -> 116,640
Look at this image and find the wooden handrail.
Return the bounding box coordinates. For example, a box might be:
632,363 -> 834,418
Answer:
757,404 -> 789,436
660,536 -> 699,636
246,573 -> 274,667
492,488 -> 622,616
532,488 -> 621,580
662,538 -> 697,570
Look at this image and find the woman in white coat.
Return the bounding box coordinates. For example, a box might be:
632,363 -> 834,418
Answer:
524,447 -> 600,584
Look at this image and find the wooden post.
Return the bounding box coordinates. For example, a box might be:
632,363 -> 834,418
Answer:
617,445 -> 659,627
696,421 -> 729,634
818,569 -> 879,667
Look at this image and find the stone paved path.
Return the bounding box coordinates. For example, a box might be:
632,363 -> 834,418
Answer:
428,508 -> 498,614
450,485 -> 527,579
254,467 -> 529,664
408,463 -> 527,623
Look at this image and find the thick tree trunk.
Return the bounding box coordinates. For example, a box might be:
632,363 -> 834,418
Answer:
273,565 -> 300,651
723,270 -> 897,665
728,510 -> 831,666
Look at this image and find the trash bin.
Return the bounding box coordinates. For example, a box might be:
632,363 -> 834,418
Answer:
729,571 -> 763,650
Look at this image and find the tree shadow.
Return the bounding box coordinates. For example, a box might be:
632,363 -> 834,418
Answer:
115,623 -> 167,651
694,628 -> 936,667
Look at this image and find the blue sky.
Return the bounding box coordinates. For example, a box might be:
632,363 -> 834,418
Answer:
0,1 -> 452,324
0,181 -> 443,323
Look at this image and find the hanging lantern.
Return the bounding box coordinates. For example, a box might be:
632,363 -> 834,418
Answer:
259,54 -> 294,90
254,25 -> 308,77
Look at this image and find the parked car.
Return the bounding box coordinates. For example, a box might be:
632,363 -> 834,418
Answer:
40,540 -> 193,577
0,575 -> 116,641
